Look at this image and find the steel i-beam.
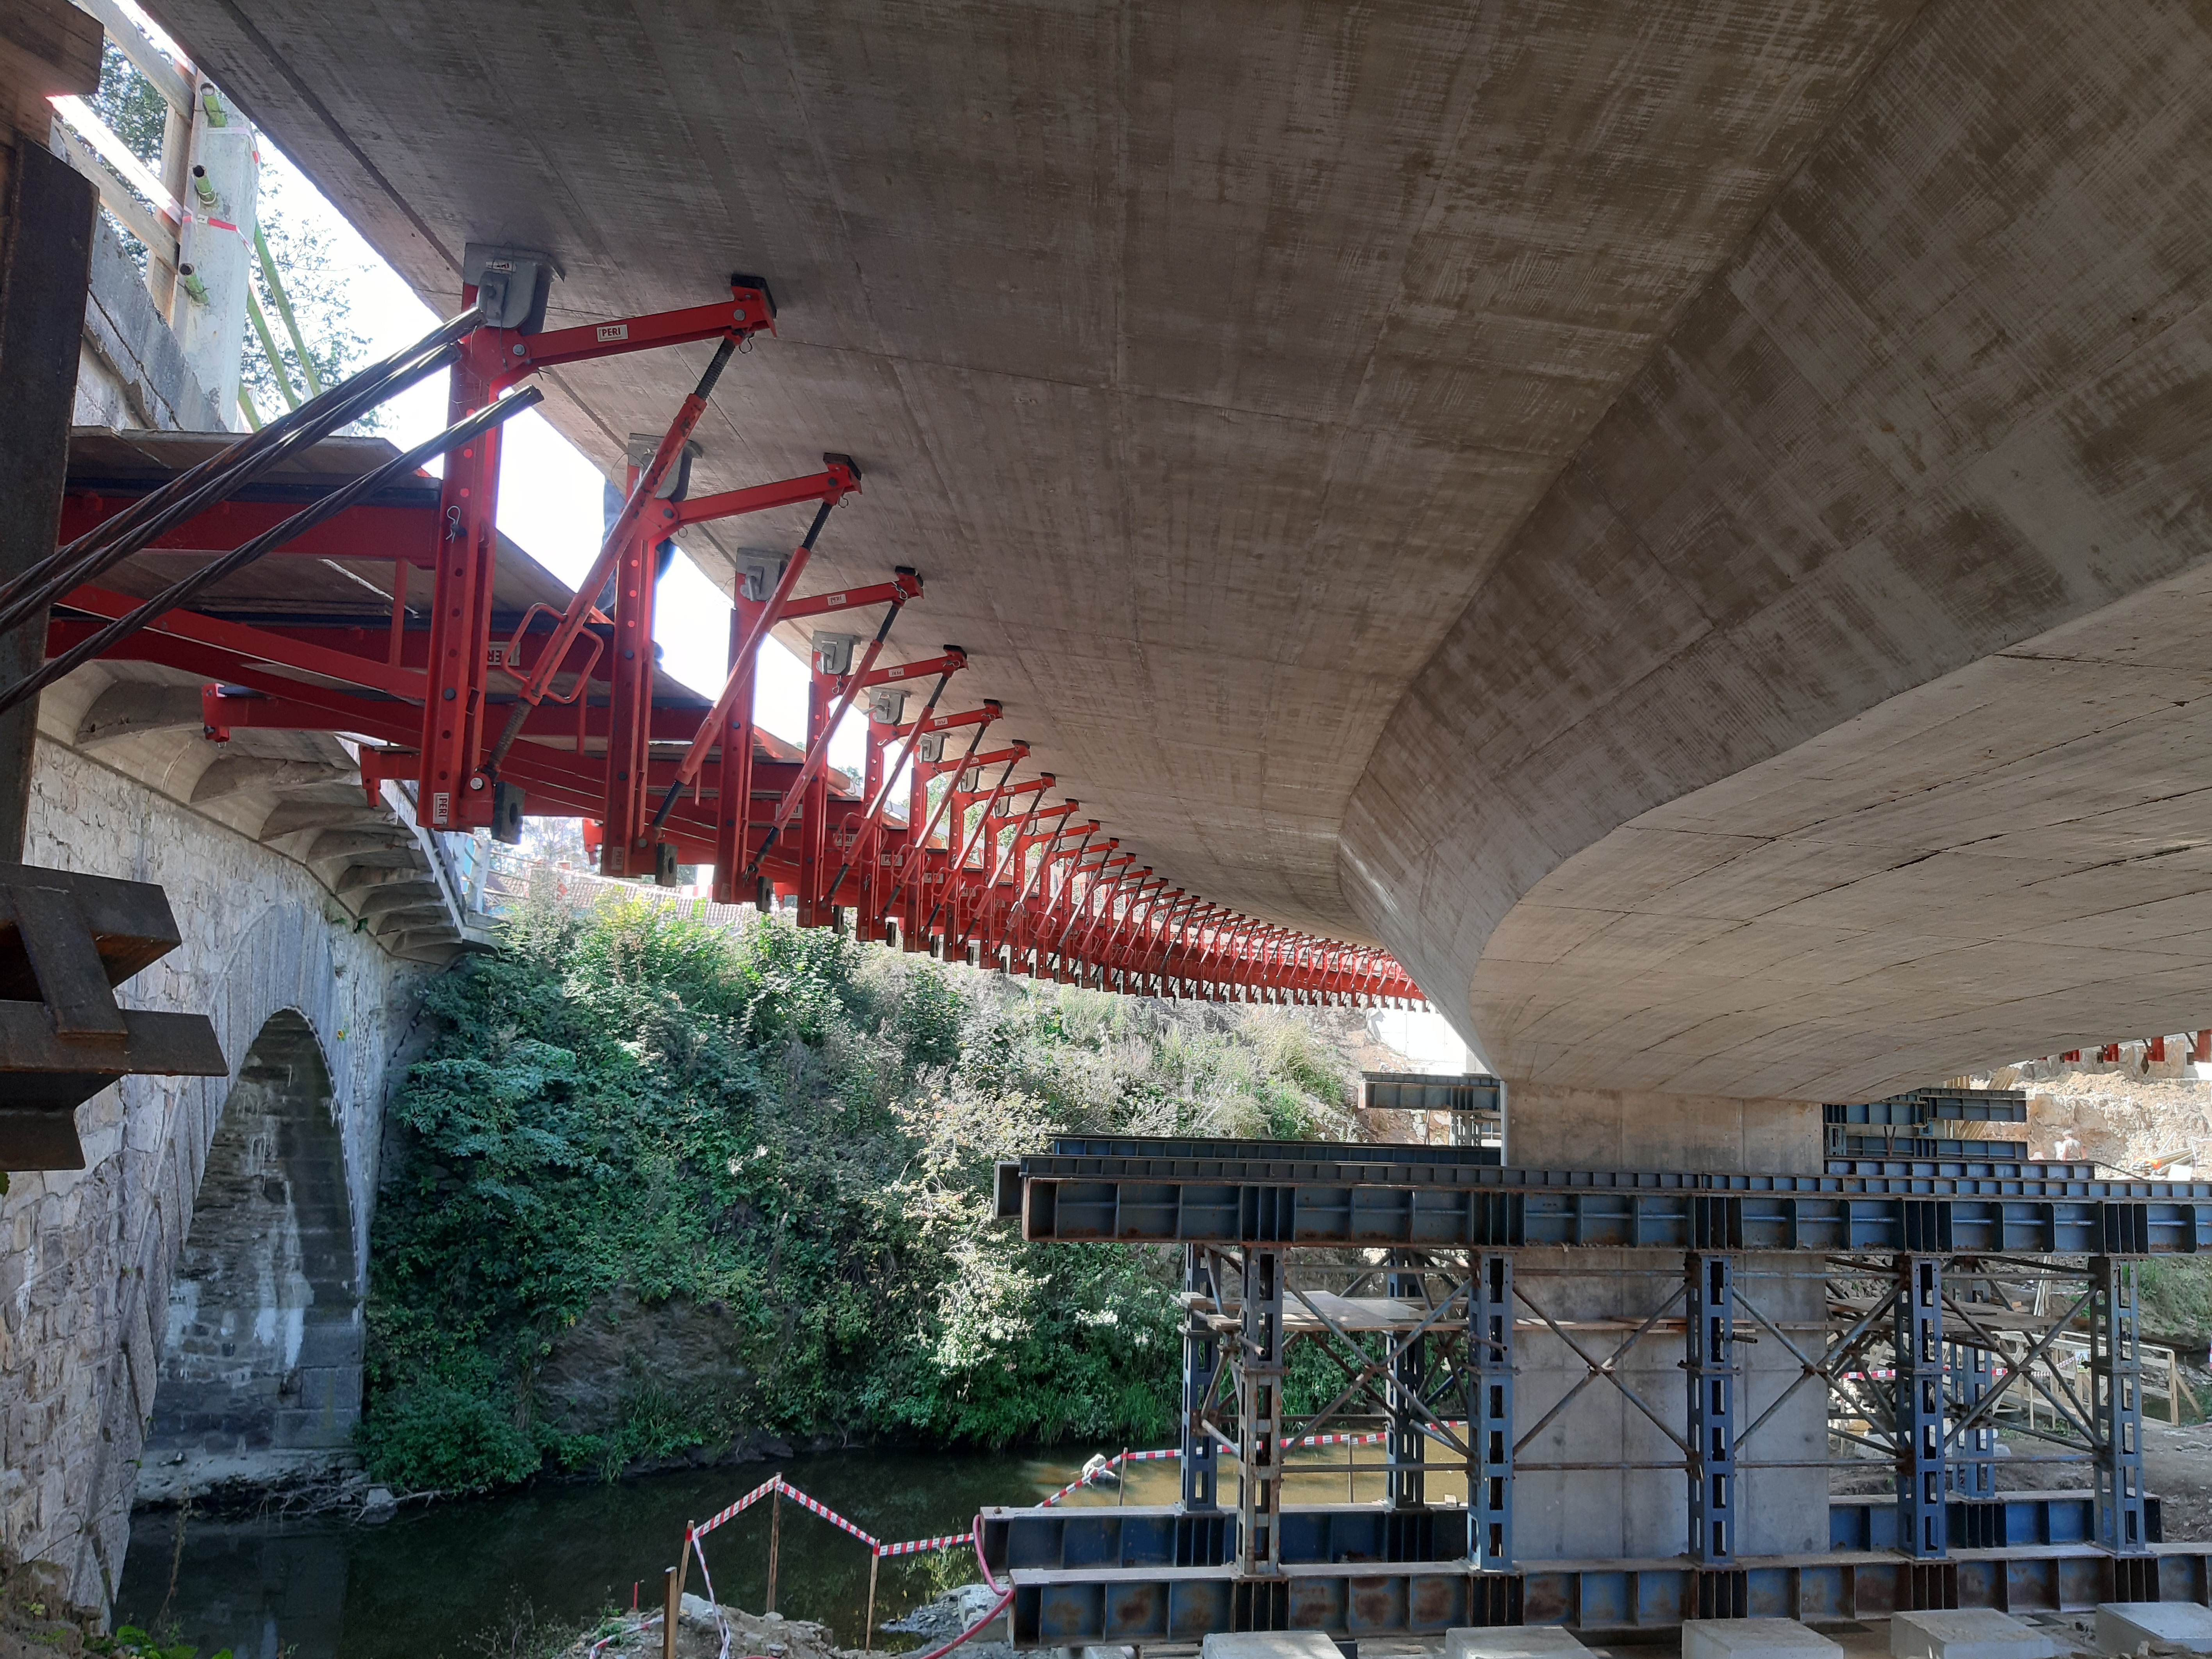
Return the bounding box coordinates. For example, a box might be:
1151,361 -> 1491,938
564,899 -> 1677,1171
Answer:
1896,1254 -> 1948,1558
1946,1337 -> 1996,1499
1686,1252 -> 1737,1563
2093,1256 -> 2150,1555
1387,1252 -> 1427,1512
1238,1247 -> 1285,1574
1472,1251 -> 1513,1569
1183,1245 -> 1220,1512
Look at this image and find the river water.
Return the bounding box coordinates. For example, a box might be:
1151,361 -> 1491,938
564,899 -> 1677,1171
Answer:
114,1440 -> 1438,1659
111,1445 -> 1174,1659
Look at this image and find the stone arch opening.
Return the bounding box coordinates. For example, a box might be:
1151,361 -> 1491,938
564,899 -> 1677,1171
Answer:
142,1010 -> 362,1490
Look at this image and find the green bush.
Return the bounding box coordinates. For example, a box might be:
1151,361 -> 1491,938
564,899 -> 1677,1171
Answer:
361,896 -> 1358,1491
353,1381 -> 542,1493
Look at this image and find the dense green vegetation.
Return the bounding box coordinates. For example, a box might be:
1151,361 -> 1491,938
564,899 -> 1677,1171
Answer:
362,896 -> 1361,1493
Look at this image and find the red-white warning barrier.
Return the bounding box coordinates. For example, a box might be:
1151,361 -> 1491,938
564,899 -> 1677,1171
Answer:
689,1473 -> 980,1559
780,1478 -> 879,1549
876,1529 -> 976,1557
690,1473 -> 781,1540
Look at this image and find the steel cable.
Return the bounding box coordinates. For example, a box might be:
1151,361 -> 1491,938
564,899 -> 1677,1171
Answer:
0,301 -> 485,633
4,389 -> 545,719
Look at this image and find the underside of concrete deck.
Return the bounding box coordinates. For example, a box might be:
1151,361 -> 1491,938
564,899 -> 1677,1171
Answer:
139,0 -> 2212,1097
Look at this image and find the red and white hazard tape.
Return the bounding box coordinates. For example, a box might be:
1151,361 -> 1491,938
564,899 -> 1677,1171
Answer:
691,1473 -> 975,1560
689,1473 -> 781,1540
780,1478 -> 879,1548
876,1531 -> 972,1557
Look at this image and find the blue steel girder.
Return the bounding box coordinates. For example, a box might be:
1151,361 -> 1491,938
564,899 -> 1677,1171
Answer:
1012,1152 -> 2206,1199
1015,1172 -> 2198,1253
1472,1252 -> 1514,1571
1386,1254 -> 1428,1513
999,1548 -> 2212,1645
1946,1335 -> 1997,1499
1182,1244 -> 1222,1512
1238,1247 -> 1286,1574
986,1494 -> 2172,1578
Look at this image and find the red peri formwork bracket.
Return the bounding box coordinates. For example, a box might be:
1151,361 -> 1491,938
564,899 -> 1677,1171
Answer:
881,701 -> 1000,930
733,584 -> 925,887
953,776 -> 1054,954
922,741 -> 1028,943
598,444 -> 671,878
705,552 -> 901,906
650,519 -> 899,856
832,651 -> 969,933
425,273 -> 796,831
359,746 -> 417,807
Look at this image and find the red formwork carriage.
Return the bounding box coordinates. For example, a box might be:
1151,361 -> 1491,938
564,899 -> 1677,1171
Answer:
36,260 -> 1424,1007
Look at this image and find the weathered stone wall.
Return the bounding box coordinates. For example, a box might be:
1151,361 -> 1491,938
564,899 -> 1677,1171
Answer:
139,1011 -> 365,1498
0,738 -> 423,1614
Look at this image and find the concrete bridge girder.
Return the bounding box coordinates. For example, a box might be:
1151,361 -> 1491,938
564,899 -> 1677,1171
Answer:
1337,0 -> 2212,1094
136,0 -> 2212,1101
139,0 -> 1934,947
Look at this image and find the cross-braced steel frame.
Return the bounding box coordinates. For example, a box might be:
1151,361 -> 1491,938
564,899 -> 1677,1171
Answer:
986,1144 -> 2201,1647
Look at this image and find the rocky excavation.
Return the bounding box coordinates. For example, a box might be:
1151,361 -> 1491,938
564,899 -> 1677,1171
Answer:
564,1584 -> 1011,1659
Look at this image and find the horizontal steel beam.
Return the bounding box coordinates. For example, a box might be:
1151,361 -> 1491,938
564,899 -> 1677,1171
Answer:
1017,1179 -> 2193,1252
1825,1159 -> 2096,1180
1006,1547 -> 2211,1644
1048,1135 -> 1504,1167
1827,1136 -> 2032,1160
1827,1093 -> 2030,1126
1361,1073 -> 1504,1115
1013,1150 -> 2212,1200
984,1498 -> 2166,1579
1830,1494 -> 2161,1552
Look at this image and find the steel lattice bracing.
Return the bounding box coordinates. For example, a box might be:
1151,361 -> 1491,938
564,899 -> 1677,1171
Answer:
988,1142 -> 2196,1645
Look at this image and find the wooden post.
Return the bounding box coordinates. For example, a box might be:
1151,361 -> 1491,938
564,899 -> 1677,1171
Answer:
765,1484 -> 783,1614
864,1550 -> 879,1652
661,1565 -> 681,1659
0,139 -> 99,860
1117,1448 -> 1128,1506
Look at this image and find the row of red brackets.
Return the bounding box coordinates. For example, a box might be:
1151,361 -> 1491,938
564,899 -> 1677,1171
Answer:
57,273 -> 1423,1006
411,271 -> 1420,1003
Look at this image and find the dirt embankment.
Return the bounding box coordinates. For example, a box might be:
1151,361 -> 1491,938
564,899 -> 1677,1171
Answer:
1987,1057 -> 2212,1169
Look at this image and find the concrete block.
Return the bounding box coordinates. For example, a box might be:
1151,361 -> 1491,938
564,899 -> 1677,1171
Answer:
2096,1603 -> 2212,1654
1681,1620 -> 1844,1659
1203,1635 -> 1345,1659
1447,1627 -> 1591,1659
1892,1609 -> 2058,1659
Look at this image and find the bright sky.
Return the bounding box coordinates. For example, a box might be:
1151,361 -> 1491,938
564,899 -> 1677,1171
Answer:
247,128 -> 865,775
